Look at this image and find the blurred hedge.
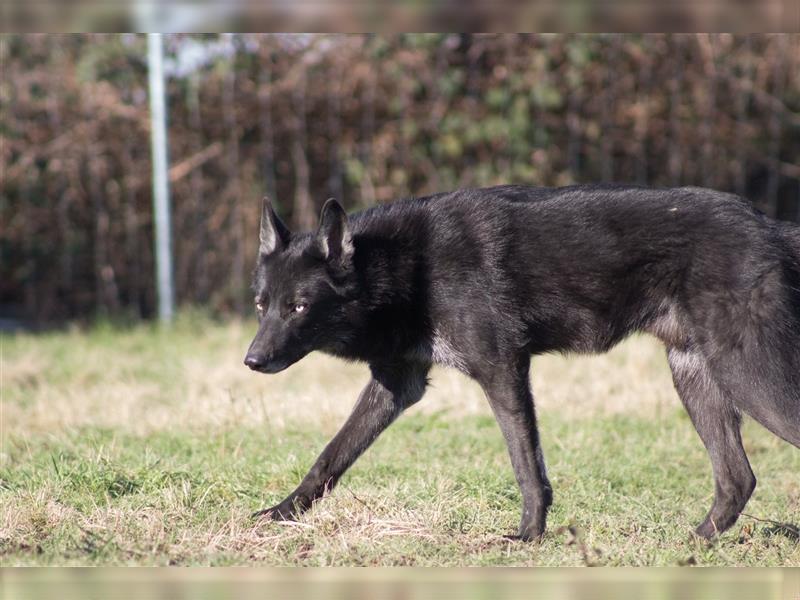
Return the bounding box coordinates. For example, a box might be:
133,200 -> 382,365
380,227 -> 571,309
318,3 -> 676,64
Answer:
1,34 -> 799,323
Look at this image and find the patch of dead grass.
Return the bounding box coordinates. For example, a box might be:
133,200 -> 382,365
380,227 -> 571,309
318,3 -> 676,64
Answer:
4,320 -> 679,437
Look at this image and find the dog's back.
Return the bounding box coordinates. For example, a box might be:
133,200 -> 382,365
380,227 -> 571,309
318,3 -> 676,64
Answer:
349,184 -> 791,354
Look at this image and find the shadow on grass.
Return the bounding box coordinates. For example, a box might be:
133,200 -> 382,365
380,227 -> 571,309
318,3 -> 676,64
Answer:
740,512 -> 800,542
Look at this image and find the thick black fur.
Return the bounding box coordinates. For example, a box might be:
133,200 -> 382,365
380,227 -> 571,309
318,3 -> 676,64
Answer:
245,184 -> 800,541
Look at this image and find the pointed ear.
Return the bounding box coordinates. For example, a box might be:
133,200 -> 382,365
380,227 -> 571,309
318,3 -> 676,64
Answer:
259,197 -> 291,256
316,198 -> 353,264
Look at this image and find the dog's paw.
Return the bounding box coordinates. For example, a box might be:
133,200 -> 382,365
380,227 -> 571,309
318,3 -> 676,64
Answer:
693,520 -> 719,540
504,527 -> 545,543
251,501 -> 299,522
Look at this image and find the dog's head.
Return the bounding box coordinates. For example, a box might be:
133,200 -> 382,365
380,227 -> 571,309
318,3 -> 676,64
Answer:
244,197 -> 357,374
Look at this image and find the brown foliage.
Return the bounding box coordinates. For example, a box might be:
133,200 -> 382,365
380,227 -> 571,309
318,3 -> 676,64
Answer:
1,34 -> 798,322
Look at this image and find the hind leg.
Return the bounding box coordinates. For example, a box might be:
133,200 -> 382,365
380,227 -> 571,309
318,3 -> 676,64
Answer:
668,347 -> 756,538
707,348 -> 800,449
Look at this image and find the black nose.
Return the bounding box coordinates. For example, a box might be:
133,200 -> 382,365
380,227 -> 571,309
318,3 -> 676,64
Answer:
244,354 -> 265,370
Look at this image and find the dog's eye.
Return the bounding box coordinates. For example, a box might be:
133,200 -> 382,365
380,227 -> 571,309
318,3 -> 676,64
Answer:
255,302 -> 265,312
293,302 -> 308,314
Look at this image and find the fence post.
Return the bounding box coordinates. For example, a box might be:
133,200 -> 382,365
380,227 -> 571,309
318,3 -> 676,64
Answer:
147,33 -> 175,324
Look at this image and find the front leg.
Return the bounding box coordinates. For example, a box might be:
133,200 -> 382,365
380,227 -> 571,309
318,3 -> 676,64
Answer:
254,360 -> 429,520
476,354 -> 552,541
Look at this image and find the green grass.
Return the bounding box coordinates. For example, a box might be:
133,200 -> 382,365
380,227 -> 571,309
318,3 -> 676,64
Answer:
2,313 -> 799,565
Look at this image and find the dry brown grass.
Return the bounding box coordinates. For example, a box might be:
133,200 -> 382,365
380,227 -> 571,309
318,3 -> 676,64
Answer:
4,319 -> 678,437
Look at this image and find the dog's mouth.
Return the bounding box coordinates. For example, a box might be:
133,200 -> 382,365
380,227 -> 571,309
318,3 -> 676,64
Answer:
245,341 -> 315,375
244,348 -> 312,374
246,359 -> 291,374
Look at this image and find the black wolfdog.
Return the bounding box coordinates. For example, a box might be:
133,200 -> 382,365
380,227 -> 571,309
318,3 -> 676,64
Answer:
245,184 -> 800,541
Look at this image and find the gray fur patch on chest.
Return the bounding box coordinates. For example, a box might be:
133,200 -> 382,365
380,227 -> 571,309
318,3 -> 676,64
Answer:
645,301 -> 688,349
430,329 -> 468,372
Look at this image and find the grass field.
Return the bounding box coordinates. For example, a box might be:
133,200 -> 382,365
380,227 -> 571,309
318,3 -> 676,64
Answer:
2,313 -> 798,566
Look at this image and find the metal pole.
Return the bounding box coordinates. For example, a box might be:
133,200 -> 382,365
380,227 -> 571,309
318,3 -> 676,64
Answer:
147,33 -> 174,324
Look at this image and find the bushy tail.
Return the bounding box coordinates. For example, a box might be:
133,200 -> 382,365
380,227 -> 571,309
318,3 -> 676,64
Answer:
780,222 -> 800,263
780,223 -> 800,311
